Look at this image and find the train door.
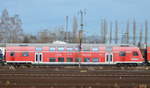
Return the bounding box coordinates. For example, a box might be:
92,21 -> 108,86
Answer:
105,53 -> 113,64
35,53 -> 43,63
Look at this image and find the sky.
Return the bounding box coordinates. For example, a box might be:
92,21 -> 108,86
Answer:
0,0 -> 150,35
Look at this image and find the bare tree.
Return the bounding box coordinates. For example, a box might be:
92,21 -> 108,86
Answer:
11,15 -> 23,43
0,9 -> 23,43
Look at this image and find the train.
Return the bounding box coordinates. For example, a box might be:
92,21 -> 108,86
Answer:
0,43 -> 149,66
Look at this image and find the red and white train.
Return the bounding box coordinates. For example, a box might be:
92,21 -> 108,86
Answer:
0,43 -> 148,66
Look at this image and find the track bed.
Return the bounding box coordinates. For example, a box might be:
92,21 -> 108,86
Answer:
0,66 -> 149,88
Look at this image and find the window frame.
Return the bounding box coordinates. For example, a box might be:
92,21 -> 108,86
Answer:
10,52 -> 15,56
66,57 -> 73,62
58,57 -> 64,62
49,58 -> 56,62
119,51 -> 126,56
82,48 -> 90,51
74,48 -> 79,51
75,58 -> 81,62
49,47 -> 56,51
84,58 -> 90,62
66,48 -> 73,52
35,48 -> 42,51
92,48 -> 99,52
58,47 -> 65,51
92,58 -> 99,62
133,51 -> 139,56
22,52 -> 29,57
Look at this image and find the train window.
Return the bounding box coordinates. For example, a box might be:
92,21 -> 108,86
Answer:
49,48 -> 55,51
58,48 -> 64,51
49,58 -> 56,62
92,58 -> 99,62
67,58 -> 73,62
82,48 -> 90,51
75,58 -> 81,62
10,52 -> 15,56
84,58 -> 90,62
119,51 -> 126,56
92,48 -> 99,51
22,52 -> 29,56
133,51 -> 139,56
74,48 -> 79,51
36,48 -> 42,51
67,48 -> 73,51
58,57 -> 64,62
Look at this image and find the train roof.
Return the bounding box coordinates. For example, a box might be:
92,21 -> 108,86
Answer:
5,43 -> 135,47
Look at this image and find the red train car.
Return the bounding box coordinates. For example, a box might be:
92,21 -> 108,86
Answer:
5,44 -> 144,65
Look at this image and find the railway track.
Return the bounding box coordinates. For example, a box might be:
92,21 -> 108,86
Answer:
0,74 -> 150,78
0,66 -> 150,88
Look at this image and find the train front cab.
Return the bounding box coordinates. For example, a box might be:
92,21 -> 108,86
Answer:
5,46 -> 35,65
113,46 -> 144,66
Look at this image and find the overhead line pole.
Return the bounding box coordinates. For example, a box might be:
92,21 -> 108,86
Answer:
78,9 -> 86,68
79,9 -> 86,49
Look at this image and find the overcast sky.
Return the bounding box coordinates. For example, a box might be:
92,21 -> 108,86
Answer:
0,0 -> 150,35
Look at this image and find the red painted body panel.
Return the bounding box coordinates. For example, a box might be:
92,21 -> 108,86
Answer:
5,45 -> 144,64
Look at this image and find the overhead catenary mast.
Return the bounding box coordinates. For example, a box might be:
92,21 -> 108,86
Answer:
79,9 -> 86,47
78,9 -> 86,67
